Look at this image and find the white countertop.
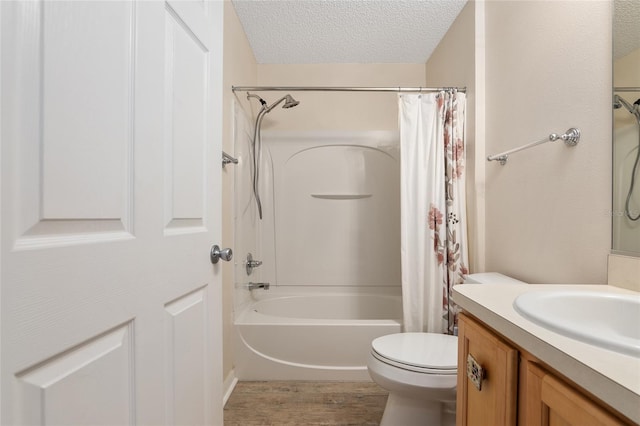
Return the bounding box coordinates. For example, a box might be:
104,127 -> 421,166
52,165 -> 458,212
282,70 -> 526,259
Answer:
452,283 -> 640,424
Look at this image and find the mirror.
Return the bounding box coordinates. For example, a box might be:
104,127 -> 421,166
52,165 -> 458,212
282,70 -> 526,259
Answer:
612,0 -> 640,255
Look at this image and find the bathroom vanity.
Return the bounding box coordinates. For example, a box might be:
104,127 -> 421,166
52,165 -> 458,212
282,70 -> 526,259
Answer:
452,284 -> 640,426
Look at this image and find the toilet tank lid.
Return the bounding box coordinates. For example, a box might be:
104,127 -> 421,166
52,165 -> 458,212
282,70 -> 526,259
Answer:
464,272 -> 527,285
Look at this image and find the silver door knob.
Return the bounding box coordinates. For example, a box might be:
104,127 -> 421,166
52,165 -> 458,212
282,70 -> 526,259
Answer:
210,245 -> 233,264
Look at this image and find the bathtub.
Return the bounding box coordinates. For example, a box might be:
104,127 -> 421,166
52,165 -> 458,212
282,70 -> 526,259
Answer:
234,287 -> 402,381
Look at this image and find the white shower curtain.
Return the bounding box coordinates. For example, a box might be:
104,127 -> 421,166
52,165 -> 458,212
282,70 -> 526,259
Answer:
399,91 -> 469,334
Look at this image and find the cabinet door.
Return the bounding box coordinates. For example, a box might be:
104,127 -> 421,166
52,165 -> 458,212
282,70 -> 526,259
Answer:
519,356 -> 547,425
457,313 -> 518,426
540,372 -> 629,426
521,357 -> 632,426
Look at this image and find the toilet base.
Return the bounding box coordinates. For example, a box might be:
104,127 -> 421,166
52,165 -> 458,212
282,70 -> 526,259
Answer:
380,393 -> 455,426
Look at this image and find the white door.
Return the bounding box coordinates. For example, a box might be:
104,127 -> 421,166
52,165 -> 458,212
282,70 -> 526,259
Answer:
0,1 -> 224,424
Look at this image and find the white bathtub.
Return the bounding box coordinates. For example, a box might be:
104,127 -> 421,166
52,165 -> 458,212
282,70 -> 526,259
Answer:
234,287 -> 402,381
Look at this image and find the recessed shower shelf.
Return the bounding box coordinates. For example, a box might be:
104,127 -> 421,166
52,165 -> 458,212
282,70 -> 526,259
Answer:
311,194 -> 373,200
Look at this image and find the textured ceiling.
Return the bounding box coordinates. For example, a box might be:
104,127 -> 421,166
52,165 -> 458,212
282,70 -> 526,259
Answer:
231,0 -> 468,64
614,0 -> 640,60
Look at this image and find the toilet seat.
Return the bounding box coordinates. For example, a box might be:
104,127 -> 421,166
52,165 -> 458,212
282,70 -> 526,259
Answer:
371,333 -> 458,375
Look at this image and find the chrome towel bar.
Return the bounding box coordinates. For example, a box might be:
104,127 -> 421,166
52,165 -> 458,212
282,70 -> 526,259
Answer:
487,128 -> 580,165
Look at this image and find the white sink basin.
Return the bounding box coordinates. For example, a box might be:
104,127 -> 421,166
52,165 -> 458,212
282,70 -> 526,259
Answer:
513,290 -> 640,357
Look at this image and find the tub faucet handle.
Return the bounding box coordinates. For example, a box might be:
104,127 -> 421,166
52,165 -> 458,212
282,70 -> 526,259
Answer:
246,253 -> 262,275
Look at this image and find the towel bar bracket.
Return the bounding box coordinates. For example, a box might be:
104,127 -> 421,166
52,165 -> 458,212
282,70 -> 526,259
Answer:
560,127 -> 580,146
222,151 -> 238,167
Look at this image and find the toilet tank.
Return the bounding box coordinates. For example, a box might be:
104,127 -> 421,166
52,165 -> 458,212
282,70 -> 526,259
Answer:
464,272 -> 527,285
454,273 -> 526,336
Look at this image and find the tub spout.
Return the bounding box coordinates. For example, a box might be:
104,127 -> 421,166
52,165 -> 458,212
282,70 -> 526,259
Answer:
247,282 -> 270,291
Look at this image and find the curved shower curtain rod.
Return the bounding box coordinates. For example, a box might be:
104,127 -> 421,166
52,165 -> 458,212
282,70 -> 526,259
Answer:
232,85 -> 466,93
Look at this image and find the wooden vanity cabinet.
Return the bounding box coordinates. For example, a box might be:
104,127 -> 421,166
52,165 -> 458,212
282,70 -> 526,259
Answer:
456,312 -> 518,426
457,313 -> 635,426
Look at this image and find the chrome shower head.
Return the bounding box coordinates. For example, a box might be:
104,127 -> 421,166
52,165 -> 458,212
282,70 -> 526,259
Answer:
264,94 -> 300,113
282,94 -> 300,109
614,95 -> 640,122
615,94 -> 636,112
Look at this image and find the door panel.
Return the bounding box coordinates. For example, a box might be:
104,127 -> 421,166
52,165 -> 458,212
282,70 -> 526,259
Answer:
164,5 -> 208,233
1,1 -> 223,424
165,288 -> 208,425
16,323 -> 134,426
9,1 -> 135,248
41,1 -> 134,222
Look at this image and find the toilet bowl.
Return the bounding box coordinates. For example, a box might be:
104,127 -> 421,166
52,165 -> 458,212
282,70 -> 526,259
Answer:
368,332 -> 458,426
367,272 -> 526,426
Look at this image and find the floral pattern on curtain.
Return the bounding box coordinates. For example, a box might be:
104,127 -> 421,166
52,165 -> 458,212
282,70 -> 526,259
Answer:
431,91 -> 468,334
399,90 -> 468,335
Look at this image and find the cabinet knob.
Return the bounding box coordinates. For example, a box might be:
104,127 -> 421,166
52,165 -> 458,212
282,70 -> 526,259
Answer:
467,354 -> 486,391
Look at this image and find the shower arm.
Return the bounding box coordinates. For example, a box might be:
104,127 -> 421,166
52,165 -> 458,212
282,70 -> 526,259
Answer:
264,96 -> 288,113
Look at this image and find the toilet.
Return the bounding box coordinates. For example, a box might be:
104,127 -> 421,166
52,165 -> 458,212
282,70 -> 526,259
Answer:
367,272 -> 526,426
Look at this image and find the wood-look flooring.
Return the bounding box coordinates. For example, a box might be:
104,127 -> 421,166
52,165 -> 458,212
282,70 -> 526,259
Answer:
224,381 -> 388,426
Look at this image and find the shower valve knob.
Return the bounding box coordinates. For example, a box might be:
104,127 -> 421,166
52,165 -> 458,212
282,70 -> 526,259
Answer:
245,253 -> 262,275
210,245 -> 233,264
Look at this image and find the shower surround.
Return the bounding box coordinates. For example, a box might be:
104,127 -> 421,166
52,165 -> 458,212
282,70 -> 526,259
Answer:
233,123 -> 403,380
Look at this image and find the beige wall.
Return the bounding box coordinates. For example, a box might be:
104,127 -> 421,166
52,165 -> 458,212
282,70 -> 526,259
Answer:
425,0 -> 613,283
483,1 -> 612,283
425,0 -> 484,273
615,47 -> 640,84
608,253 -> 640,291
221,0 -> 256,385
255,63 -> 426,131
